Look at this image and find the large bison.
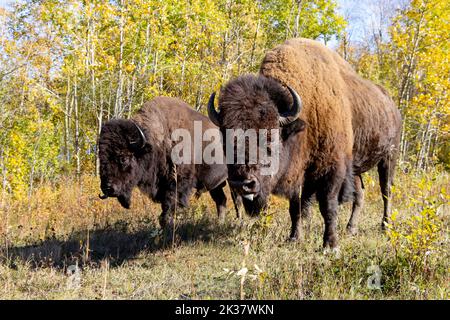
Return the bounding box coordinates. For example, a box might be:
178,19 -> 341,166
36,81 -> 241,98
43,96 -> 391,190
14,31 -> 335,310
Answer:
98,96 -> 236,227
207,38 -> 402,249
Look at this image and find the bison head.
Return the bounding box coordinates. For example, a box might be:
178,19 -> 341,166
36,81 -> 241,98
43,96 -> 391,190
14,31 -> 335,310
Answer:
98,119 -> 148,209
207,75 -> 305,216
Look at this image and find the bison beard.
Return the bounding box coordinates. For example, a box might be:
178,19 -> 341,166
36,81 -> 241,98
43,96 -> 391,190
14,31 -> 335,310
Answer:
241,195 -> 267,216
98,96 -> 234,227
117,194 -> 131,209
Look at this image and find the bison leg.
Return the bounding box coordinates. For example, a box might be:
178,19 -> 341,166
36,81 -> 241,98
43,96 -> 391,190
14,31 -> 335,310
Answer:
300,184 -> 315,220
230,188 -> 243,219
209,185 -> 227,222
159,199 -> 175,229
317,195 -> 339,249
159,178 -> 195,229
159,183 -> 178,229
317,176 -> 342,249
289,193 -> 301,241
300,184 -> 316,238
346,175 -> 364,235
378,157 -> 395,231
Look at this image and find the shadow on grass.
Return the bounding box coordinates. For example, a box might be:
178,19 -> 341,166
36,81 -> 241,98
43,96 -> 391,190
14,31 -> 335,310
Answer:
1,216 -> 238,269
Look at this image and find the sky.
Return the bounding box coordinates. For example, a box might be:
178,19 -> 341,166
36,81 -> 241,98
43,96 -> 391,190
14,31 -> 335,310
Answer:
335,0 -> 408,43
0,0 -> 10,9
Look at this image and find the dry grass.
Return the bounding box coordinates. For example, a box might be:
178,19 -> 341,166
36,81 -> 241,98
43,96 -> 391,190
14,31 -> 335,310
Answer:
0,170 -> 448,300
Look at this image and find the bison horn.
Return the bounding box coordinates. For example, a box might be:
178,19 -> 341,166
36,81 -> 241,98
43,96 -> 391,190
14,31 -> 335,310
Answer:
99,193 -> 108,200
130,121 -> 147,149
279,86 -> 302,126
207,92 -> 221,127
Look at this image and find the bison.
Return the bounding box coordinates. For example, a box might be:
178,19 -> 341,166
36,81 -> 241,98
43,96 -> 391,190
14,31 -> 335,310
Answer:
207,38 -> 402,249
98,96 -> 237,227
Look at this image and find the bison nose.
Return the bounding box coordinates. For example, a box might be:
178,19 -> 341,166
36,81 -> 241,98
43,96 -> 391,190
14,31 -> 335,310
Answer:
242,178 -> 258,193
228,176 -> 260,196
101,182 -> 115,195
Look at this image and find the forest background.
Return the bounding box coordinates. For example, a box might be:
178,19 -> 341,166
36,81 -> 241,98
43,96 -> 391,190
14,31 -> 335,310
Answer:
0,0 -> 448,300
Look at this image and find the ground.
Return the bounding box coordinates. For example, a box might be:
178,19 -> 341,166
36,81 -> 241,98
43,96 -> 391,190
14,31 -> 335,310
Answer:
0,170 -> 448,299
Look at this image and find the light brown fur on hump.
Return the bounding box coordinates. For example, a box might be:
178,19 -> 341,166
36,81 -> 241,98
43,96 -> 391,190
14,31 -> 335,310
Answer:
260,38 -> 354,179
341,75 -> 401,173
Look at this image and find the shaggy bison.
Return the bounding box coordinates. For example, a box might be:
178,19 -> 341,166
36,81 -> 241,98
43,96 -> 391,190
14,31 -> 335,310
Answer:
208,38 -> 401,249
98,96 -> 235,227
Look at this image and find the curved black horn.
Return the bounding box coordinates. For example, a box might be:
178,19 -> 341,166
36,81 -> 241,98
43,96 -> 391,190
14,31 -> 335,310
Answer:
207,92 -> 221,127
130,121 -> 147,149
279,86 -> 302,126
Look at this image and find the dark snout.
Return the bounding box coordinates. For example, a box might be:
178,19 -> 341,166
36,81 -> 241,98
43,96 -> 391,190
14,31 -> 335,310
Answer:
99,181 -> 117,199
228,175 -> 267,216
228,175 -> 260,201
99,181 -> 132,209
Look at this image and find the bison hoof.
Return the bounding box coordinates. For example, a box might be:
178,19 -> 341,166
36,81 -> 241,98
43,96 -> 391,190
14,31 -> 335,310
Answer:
218,213 -> 226,224
323,247 -> 341,258
346,225 -> 358,236
288,236 -> 300,242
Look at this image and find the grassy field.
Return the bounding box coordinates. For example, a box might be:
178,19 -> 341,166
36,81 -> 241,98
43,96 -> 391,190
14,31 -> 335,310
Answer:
0,169 -> 448,300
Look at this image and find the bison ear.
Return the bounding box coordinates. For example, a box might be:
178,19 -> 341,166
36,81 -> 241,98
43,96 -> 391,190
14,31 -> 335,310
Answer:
281,119 -> 306,141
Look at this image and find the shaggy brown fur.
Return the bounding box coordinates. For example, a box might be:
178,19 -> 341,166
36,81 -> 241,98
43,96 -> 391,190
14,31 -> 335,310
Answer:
210,38 -> 401,249
262,39 -> 402,235
99,97 -> 234,227
217,74 -> 353,250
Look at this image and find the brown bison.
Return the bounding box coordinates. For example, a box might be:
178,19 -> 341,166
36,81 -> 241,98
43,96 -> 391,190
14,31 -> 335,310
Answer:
98,96 -> 237,227
207,38 -> 402,249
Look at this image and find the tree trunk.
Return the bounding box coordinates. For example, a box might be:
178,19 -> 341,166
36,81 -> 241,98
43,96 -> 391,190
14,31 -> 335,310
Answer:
293,0 -> 303,38
64,77 -> 71,163
97,90 -> 103,177
74,78 -> 81,179
114,0 -> 125,118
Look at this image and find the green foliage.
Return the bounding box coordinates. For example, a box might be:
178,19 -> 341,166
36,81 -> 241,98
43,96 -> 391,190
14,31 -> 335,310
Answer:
0,0 -> 447,191
0,1 -> 448,300
338,0 -> 450,170
389,0 -> 450,170
0,0 -> 345,197
261,0 -> 346,47
387,177 -> 448,277
0,74 -> 62,198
